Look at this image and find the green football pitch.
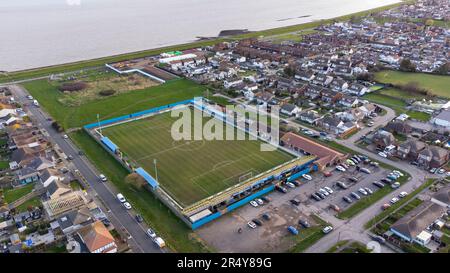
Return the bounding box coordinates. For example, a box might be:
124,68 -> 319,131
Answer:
101,108 -> 294,207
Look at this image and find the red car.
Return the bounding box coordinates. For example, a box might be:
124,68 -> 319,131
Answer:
323,172 -> 332,177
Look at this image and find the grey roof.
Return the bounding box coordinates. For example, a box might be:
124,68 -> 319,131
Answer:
432,187 -> 450,206
281,103 -> 296,112
391,201 -> 446,240
434,110 -> 450,122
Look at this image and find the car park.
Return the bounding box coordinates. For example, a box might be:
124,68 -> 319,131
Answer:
351,192 -> 361,200
250,200 -> 259,207
302,174 -> 312,181
343,196 -> 353,204
391,182 -> 401,189
322,226 -> 333,234
247,221 -> 257,229
123,202 -> 132,210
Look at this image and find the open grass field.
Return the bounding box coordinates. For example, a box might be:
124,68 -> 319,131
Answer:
3,184 -> 34,203
22,78 -> 206,129
375,71 -> 450,99
102,108 -> 294,206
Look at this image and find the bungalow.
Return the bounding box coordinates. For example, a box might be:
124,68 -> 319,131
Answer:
40,168 -> 61,187
432,110 -> 450,129
46,180 -> 72,200
311,74 -> 333,87
339,95 -> 359,108
224,79 -> 243,89
385,121 -> 413,136
295,70 -> 315,82
298,111 -> 322,125
417,146 -> 450,168
254,91 -> 274,105
329,78 -> 348,92
317,116 -> 343,134
53,207 -> 93,235
26,157 -> 54,172
333,65 -> 353,77
280,103 -> 301,117
347,83 -> 369,96
304,86 -> 323,100
16,167 -> 40,185
321,90 -> 343,104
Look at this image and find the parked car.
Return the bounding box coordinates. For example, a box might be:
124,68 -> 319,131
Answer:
291,180 -> 300,187
248,221 -> 257,229
250,200 -> 259,207
360,168 -> 371,174
255,198 -> 264,205
261,196 -> 272,203
298,219 -> 311,228
351,192 -> 361,200
370,161 -> 379,167
343,196 -> 353,204
364,187 -> 373,195
319,188 -> 329,196
63,134 -> 69,139
123,202 -> 132,210
378,152 -> 387,158
358,188 -> 368,196
286,182 -> 296,188
336,165 -> 346,172
288,226 -> 299,235
322,226 -> 333,234
329,204 -> 341,212
135,214 -> 143,223
252,219 -> 263,226
429,168 -> 437,174
390,197 -> 399,204
382,203 -> 391,210
391,182 -> 401,189
393,170 -> 404,177
262,213 -> 271,221
348,177 -> 358,183
276,185 -> 288,193
316,192 -> 326,199
117,193 -> 126,203
371,235 -> 386,244
146,228 -> 157,238
302,174 -> 313,181
99,174 -> 107,182
311,193 -> 322,201
337,181 -> 348,189
438,168 -> 445,174
324,186 -> 333,194
323,171 -> 332,177
373,181 -> 385,188
290,199 -> 301,206
398,191 -> 408,198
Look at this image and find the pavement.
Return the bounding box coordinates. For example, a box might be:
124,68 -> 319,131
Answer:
9,84 -> 163,253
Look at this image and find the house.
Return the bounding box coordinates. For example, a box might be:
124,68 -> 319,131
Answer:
339,95 -> 359,108
372,130 -> 396,149
390,201 -> 447,245
16,167 -> 40,185
397,140 -> 426,161
26,157 -> 54,172
311,74 -> 333,86
431,186 -> 450,208
304,85 -> 323,100
329,78 -> 348,92
280,103 -> 300,117
40,168 -> 61,188
321,90 -> 343,104
347,83 -> 369,96
417,145 -> 450,168
77,221 -> 117,253
358,103 -> 379,116
385,121 -> 413,135
298,111 -> 322,125
46,180 -> 72,200
317,116 -> 343,134
432,110 -> 450,128
280,132 -> 346,170
53,207 -> 93,235
295,70 -> 315,82
337,108 -> 365,122
254,91 -> 274,105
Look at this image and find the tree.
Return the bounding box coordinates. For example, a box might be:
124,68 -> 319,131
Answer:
434,62 -> 450,75
399,58 -> 416,72
425,19 -> 434,26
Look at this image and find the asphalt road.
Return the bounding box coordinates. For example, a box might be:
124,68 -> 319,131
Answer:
10,84 -> 163,253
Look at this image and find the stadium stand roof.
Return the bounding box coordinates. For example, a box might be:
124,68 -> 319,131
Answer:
136,167 -> 159,190
101,137 -> 118,153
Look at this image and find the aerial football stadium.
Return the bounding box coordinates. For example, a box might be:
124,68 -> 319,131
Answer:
84,98 -> 317,229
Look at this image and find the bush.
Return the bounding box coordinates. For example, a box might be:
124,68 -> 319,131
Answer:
51,121 -> 64,132
125,173 -> 146,190
58,82 -> 87,92
99,89 -> 116,96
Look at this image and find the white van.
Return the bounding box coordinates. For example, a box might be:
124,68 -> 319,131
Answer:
33,100 -> 39,107
116,193 -> 126,203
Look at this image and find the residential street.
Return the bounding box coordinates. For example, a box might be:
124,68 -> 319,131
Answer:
10,84 -> 163,253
